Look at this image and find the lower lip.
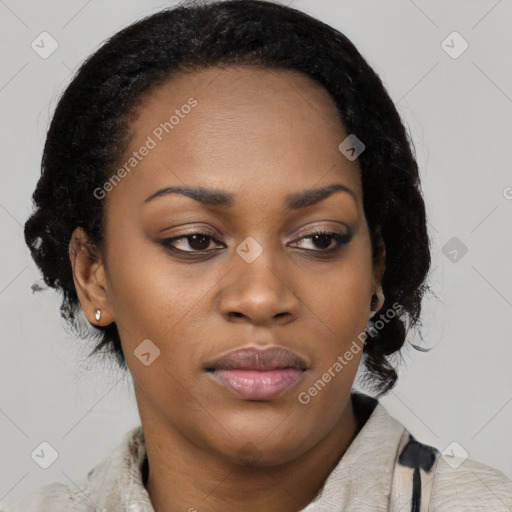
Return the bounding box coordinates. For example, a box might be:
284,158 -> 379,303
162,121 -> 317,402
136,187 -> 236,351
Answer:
209,368 -> 304,400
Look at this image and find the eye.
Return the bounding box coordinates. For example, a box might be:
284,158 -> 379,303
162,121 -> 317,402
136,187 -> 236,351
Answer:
160,228 -> 352,256
291,230 -> 353,253
160,232 -> 224,253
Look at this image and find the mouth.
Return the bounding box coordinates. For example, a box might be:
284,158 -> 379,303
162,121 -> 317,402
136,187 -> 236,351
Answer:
205,346 -> 307,401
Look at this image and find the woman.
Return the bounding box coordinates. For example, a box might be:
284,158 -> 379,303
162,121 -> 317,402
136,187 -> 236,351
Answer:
6,0 -> 512,510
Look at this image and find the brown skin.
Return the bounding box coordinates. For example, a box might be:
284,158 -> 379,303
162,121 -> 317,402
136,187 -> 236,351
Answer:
69,66 -> 385,511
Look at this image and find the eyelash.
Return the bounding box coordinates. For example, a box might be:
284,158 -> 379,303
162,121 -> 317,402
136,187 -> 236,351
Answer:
160,229 -> 353,256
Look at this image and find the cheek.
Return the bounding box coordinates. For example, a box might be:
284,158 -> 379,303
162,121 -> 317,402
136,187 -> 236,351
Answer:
103,223 -> 212,361
295,258 -> 371,419
294,240 -> 373,410
302,242 -> 373,338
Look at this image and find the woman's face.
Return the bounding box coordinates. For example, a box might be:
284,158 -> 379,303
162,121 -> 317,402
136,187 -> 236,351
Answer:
80,66 -> 384,465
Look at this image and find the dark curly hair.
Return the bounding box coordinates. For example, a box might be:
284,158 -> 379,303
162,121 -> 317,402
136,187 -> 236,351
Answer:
24,0 -> 431,396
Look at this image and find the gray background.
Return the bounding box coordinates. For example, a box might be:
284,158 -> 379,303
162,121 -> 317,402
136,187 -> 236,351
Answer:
1,0 -> 511,507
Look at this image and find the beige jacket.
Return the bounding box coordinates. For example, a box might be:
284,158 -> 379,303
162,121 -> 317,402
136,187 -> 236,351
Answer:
4,394 -> 512,511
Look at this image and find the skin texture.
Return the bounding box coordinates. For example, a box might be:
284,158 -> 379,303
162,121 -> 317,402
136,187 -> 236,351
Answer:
69,66 -> 386,511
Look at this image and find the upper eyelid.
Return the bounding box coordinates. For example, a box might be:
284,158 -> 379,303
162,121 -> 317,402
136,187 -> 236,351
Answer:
164,221 -> 350,239
168,227 -> 348,240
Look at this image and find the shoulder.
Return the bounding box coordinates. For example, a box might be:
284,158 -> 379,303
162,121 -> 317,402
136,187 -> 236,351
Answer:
381,400 -> 512,512
2,425 -> 148,512
2,482 -> 89,512
431,455 -> 512,510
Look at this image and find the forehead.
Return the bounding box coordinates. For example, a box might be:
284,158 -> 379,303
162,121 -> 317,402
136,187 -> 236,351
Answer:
105,66 -> 363,211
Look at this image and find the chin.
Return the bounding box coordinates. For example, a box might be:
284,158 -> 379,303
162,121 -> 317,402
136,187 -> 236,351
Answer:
219,433 -> 312,469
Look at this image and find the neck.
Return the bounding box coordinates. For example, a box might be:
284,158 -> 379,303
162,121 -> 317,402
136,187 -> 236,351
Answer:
141,395 -> 363,512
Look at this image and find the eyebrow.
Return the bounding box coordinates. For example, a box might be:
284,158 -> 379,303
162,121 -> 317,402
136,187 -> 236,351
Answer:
143,183 -> 356,210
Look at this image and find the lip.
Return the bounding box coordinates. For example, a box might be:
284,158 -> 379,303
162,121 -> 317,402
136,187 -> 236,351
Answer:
205,346 -> 307,401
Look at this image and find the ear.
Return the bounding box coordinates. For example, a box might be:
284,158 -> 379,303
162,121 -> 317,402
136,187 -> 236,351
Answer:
69,227 -> 114,327
370,226 -> 386,313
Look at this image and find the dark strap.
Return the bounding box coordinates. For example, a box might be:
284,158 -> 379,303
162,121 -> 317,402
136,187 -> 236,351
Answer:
390,430 -> 440,512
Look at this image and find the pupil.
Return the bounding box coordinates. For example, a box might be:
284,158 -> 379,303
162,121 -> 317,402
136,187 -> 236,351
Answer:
313,234 -> 331,249
190,235 -> 210,250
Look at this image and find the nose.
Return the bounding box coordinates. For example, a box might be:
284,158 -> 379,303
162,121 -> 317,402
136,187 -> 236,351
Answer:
218,248 -> 300,327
